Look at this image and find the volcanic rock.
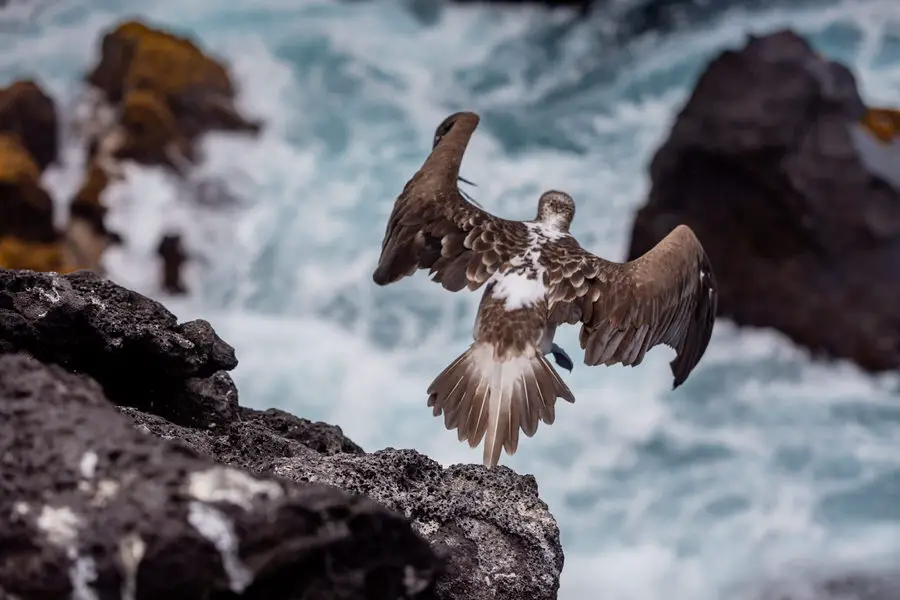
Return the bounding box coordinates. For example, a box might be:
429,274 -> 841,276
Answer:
0,267 -> 564,599
0,79 -> 58,172
0,352 -> 440,599
84,19 -> 262,174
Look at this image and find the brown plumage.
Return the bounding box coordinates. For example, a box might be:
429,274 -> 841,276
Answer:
373,111 -> 718,467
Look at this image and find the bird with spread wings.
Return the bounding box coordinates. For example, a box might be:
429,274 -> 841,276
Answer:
372,111 -> 718,468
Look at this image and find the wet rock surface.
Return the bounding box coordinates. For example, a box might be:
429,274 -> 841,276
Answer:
627,29 -> 900,373
0,267 -> 564,600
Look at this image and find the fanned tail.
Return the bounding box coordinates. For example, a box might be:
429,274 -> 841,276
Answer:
426,342 -> 575,467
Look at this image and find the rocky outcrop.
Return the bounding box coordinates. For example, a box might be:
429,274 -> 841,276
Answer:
84,19 -> 263,175
0,268 -> 240,427
0,267 -> 564,600
0,81 -> 71,274
627,29 -> 900,373
0,79 -> 120,275
0,80 -> 59,253
0,131 -> 55,243
0,79 -> 58,172
0,352 -> 440,599
127,407 -> 563,600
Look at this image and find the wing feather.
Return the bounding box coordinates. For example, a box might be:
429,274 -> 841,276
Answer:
546,224 -> 718,389
372,112 -> 530,292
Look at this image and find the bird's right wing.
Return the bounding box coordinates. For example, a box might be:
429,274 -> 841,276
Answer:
372,112 -> 531,293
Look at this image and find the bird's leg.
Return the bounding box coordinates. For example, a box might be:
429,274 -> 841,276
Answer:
549,343 -> 574,372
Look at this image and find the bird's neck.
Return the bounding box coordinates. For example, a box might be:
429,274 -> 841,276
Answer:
536,214 -> 569,233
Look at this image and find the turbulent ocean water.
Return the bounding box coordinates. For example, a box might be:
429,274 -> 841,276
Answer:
3,0 -> 900,597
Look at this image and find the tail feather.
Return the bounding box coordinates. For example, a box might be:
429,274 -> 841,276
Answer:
427,342 -> 575,467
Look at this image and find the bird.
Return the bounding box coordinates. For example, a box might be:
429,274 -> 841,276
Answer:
372,111 -> 718,468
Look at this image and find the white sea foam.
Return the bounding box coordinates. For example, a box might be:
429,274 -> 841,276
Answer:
4,0 -> 900,598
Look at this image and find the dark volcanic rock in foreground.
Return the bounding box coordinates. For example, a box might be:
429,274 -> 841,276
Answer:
0,353 -> 439,600
627,29 -> 900,372
0,268 -> 239,427
124,406 -> 563,600
0,267 -> 564,600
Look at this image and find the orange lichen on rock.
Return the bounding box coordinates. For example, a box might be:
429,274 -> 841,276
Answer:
859,107 -> 900,143
84,18 -> 261,174
88,19 -> 235,104
0,132 -> 40,184
0,78 -> 120,276
116,89 -> 193,170
0,132 -> 56,243
0,79 -> 59,172
121,24 -> 235,104
0,236 -> 75,273
0,84 -> 68,273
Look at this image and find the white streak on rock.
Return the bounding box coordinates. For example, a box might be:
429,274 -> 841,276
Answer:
36,505 -> 81,548
79,451 -> 98,479
68,550 -> 100,600
404,565 -> 431,595
34,505 -> 101,600
118,533 -> 146,600
187,501 -> 254,593
90,479 -> 120,507
187,466 -> 283,511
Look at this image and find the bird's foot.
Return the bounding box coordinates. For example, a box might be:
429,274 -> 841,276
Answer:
550,343 -> 574,372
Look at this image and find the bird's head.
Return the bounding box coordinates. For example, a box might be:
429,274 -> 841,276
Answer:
432,112 -> 481,206
536,190 -> 575,232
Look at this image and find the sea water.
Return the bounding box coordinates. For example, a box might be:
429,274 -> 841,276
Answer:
2,0 -> 900,597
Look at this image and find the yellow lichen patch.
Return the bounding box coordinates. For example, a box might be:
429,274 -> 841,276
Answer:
859,107 -> 900,143
85,18 -> 258,173
0,236 -> 74,273
0,133 -> 40,186
0,132 -> 54,236
105,20 -> 235,103
113,19 -> 153,41
125,39 -> 232,103
0,79 -> 59,172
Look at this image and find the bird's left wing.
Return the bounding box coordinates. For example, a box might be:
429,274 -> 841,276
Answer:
544,224 -> 718,389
